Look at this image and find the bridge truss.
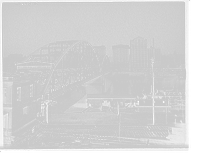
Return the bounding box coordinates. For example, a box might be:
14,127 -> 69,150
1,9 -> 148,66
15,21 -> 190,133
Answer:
28,41 -> 110,94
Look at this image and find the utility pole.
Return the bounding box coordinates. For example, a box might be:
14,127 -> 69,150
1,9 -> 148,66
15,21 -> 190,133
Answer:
164,92 -> 169,124
151,58 -> 155,125
117,102 -> 120,141
61,43 -> 65,93
46,102 -> 49,124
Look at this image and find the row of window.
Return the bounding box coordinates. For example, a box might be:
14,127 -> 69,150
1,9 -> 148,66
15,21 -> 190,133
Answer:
16,84 -> 34,102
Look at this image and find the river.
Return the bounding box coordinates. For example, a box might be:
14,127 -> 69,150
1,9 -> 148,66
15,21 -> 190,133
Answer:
51,73 -> 185,114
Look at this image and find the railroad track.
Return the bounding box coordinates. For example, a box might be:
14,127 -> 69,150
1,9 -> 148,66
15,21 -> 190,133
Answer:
42,125 -> 168,142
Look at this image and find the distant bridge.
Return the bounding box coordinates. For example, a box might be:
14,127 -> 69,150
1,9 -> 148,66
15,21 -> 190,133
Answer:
16,40 -> 111,103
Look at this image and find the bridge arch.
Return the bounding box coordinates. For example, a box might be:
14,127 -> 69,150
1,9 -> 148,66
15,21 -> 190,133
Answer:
37,41 -> 102,95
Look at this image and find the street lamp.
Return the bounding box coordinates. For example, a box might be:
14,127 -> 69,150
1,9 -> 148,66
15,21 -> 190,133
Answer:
151,58 -> 155,125
164,92 -> 169,124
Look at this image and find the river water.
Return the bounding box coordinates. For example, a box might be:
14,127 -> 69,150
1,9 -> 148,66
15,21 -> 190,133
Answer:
51,73 -> 185,114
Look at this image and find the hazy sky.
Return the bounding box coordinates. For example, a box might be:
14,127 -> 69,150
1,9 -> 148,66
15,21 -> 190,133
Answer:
2,2 -> 185,56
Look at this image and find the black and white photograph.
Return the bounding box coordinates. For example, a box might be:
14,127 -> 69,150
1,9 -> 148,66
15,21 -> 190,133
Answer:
1,1 -> 188,151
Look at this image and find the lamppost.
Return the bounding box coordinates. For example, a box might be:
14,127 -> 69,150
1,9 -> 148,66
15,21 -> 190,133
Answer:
117,101 -> 121,142
151,58 -> 155,125
164,92 -> 169,124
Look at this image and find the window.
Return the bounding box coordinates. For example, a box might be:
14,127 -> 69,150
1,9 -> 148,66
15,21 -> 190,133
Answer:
17,87 -> 21,101
3,88 -> 7,103
30,84 -> 33,97
23,106 -> 28,115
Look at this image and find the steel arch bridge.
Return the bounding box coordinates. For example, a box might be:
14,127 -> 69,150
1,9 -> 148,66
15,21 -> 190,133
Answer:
17,40 -> 111,103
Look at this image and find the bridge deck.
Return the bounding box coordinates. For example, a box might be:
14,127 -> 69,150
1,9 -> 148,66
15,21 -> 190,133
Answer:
44,71 -> 111,99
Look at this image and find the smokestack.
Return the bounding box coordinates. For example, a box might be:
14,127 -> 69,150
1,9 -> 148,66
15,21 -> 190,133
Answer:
152,38 -> 154,48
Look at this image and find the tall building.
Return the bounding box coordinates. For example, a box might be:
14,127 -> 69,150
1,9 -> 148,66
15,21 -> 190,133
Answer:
112,44 -> 130,71
130,37 -> 148,69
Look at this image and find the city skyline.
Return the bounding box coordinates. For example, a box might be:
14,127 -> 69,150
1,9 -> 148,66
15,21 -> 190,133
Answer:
2,2 -> 185,57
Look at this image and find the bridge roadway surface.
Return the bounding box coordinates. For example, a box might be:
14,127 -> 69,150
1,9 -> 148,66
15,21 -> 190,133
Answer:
42,124 -> 170,143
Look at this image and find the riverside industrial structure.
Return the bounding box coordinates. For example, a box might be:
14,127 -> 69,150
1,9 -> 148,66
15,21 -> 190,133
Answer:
1,37 -> 186,148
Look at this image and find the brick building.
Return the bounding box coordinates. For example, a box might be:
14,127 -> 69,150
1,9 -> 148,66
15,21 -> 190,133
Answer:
3,75 -> 42,144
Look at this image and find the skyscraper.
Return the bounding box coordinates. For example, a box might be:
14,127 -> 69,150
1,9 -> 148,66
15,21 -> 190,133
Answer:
112,44 -> 130,71
130,37 -> 148,69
